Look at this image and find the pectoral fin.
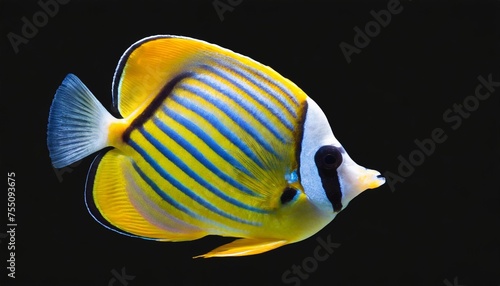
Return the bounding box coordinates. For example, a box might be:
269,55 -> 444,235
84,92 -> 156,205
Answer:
195,238 -> 288,258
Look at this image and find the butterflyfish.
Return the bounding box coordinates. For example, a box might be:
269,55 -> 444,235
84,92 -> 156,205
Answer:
47,35 -> 385,258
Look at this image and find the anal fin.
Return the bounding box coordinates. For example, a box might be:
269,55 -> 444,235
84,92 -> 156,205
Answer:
86,148 -> 205,241
195,238 -> 288,258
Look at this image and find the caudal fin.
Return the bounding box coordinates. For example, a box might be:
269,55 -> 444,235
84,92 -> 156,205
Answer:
47,74 -> 116,168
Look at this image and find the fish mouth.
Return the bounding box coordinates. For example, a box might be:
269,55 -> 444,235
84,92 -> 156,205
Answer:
360,169 -> 386,189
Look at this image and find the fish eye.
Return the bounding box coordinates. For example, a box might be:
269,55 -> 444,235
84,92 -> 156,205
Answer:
314,146 -> 343,170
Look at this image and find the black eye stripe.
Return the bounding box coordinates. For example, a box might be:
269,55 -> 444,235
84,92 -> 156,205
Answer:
318,172 -> 343,212
314,146 -> 343,212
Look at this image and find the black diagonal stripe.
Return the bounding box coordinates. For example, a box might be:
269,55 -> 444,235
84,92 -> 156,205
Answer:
122,72 -> 193,142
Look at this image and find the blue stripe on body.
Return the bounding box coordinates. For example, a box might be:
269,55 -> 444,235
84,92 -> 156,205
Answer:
129,140 -> 244,232
137,127 -> 262,226
170,94 -> 266,169
203,62 -> 297,128
128,147 -> 202,220
153,112 -> 268,206
125,166 -> 201,233
223,59 -> 301,107
160,105 -> 253,178
196,65 -> 291,141
178,81 -> 281,159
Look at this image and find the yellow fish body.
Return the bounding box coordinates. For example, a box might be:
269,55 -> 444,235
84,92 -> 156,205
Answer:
47,35 -> 385,258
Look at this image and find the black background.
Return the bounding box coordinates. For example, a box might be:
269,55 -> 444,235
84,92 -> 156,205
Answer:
1,0 -> 499,285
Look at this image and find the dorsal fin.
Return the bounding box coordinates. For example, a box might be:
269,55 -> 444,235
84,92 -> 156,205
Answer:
112,35 -> 238,119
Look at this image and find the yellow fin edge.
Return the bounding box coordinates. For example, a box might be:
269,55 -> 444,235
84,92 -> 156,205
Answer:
194,238 -> 288,258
